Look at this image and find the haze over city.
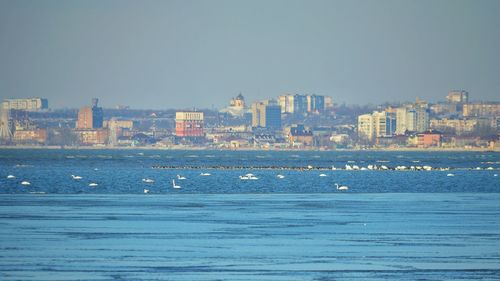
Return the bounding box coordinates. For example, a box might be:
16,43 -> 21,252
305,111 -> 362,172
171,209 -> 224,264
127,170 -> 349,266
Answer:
1,0 -> 499,109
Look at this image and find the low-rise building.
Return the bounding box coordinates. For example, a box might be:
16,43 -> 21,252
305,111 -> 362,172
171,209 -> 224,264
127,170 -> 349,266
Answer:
2,98 -> 48,111
416,130 -> 441,147
463,102 -> 500,117
75,129 -> 109,145
430,118 -> 478,135
287,124 -> 314,147
13,129 -> 47,144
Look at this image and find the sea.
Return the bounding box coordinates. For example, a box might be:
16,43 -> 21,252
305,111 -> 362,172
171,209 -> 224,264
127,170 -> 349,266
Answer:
0,149 -> 499,280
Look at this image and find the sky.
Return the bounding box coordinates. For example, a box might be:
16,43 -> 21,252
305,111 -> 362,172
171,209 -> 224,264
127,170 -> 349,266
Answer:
0,0 -> 499,109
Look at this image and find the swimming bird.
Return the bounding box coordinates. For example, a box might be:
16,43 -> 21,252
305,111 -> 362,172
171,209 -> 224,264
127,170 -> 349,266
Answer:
172,179 -> 181,189
21,181 -> 31,186
319,174 -> 327,177
143,188 -> 149,194
277,174 -> 285,179
447,173 -> 454,177
89,183 -> 98,187
71,175 -> 83,180
200,173 -> 211,176
240,173 -> 258,180
177,175 -> 186,180
7,175 -> 15,179
142,178 -> 154,183
335,183 -> 348,191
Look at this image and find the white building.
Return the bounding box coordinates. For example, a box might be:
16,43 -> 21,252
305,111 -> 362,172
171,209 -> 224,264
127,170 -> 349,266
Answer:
358,111 -> 395,141
2,98 -> 48,111
395,104 -> 429,134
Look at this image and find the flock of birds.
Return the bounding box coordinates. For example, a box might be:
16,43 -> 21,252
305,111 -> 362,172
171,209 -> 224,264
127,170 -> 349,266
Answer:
4,171 -> 350,193
6,163 -> 500,193
141,172 -> 349,193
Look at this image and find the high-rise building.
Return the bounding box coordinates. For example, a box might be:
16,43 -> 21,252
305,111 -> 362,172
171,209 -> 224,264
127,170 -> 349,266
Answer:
324,96 -> 334,109
447,90 -> 469,104
278,95 -> 294,114
357,114 -> 373,141
77,98 -> 103,129
278,94 -> 325,114
358,111 -> 395,141
293,95 -> 308,115
0,105 -> 13,141
395,103 -> 429,134
251,100 -> 281,129
265,104 -> 281,129
307,95 -> 325,113
414,105 -> 429,132
175,111 -> 204,137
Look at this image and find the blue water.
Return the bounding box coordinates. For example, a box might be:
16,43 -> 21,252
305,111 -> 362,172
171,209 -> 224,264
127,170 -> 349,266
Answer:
1,149 -> 500,280
0,149 -> 499,194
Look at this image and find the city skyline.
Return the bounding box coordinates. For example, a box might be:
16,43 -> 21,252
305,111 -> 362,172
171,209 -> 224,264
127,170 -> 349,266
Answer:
1,0 -> 500,109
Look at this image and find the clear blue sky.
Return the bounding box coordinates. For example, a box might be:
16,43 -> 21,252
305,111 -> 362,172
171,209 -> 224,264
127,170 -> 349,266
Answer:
0,0 -> 499,109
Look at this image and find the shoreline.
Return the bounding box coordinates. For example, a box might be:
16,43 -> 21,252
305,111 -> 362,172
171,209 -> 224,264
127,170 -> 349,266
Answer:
0,145 -> 498,152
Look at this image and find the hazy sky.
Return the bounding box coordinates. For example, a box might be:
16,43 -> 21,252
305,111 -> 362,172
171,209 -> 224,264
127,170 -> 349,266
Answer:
0,0 -> 499,109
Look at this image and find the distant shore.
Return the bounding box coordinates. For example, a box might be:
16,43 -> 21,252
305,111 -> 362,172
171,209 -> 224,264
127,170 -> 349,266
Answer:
0,145 -> 498,152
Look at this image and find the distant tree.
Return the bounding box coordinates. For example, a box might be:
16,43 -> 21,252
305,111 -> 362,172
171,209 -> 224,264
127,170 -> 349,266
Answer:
468,123 -> 497,138
47,128 -> 79,147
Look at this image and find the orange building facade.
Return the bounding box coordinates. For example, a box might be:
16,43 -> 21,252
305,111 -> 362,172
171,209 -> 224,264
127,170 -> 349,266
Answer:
175,112 -> 204,137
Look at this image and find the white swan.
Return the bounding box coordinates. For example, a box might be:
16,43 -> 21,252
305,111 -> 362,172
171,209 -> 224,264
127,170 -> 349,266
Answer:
7,175 -> 15,179
142,178 -> 154,183
21,181 -> 31,186
143,188 -> 149,194
335,183 -> 348,191
172,179 -> 181,189
240,174 -> 259,180
89,183 -> 98,187
177,175 -> 186,180
447,173 -> 454,177
71,175 -> 83,180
